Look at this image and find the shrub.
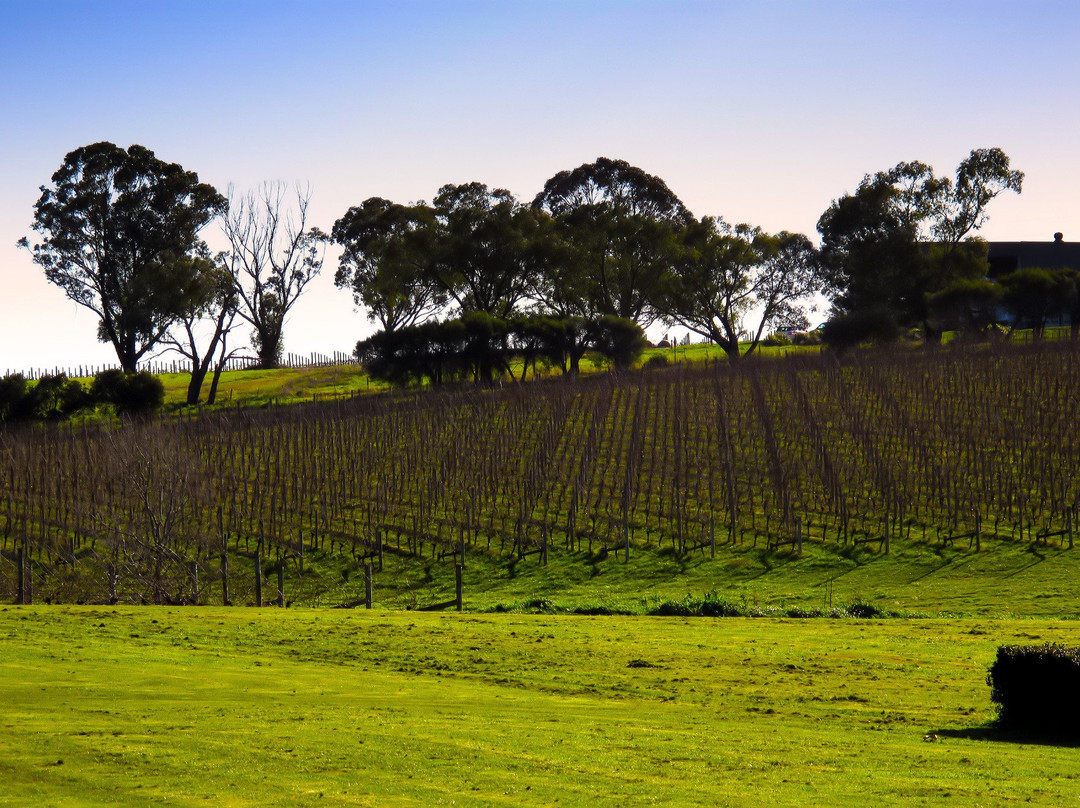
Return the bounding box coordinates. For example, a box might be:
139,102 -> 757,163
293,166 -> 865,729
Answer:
988,643 -> 1080,734
821,310 -> 901,350
0,374 -> 28,421
763,332 -> 792,347
91,369 -> 165,417
845,600 -> 883,619
792,330 -> 822,346
17,374 -> 90,420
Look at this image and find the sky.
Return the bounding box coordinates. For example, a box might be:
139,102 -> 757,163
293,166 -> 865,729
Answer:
3,0 -> 1079,373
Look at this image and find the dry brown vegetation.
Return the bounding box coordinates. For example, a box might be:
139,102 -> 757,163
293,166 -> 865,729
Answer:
2,341 -> 1078,605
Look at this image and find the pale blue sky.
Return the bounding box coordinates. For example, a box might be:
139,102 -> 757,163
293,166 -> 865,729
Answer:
3,0 -> 1079,370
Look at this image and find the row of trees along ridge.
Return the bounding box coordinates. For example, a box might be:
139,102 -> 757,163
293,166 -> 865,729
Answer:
22,146 -> 1026,401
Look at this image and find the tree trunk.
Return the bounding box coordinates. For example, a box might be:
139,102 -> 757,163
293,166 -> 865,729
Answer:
186,366 -> 208,406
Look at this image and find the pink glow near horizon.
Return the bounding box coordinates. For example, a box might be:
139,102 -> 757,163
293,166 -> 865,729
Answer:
2,1 -> 1077,371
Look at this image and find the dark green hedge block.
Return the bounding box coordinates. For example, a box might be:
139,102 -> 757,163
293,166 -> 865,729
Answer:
988,643 -> 1080,733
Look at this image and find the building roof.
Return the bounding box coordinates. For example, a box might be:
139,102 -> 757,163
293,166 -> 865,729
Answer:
987,234 -> 1080,277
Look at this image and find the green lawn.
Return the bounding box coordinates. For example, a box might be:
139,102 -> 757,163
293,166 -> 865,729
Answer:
2,607 -> 1078,807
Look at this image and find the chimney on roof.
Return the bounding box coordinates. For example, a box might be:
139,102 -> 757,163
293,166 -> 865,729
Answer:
1054,232 -> 1064,243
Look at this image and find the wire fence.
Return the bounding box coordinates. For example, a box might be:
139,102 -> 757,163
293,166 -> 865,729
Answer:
8,351 -> 358,381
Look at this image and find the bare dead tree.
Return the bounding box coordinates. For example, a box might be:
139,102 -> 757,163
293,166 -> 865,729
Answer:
222,183 -> 327,368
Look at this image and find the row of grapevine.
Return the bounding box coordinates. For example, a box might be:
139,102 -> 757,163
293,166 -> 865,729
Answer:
1,341 -> 1077,604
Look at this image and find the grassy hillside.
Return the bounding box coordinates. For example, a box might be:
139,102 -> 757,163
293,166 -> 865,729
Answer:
156,363 -> 381,409
3,607 -> 1077,807
152,341 -> 819,410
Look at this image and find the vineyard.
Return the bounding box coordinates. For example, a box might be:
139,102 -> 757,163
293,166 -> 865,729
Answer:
2,340 -> 1079,606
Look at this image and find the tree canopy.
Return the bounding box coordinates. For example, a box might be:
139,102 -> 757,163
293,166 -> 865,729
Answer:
533,157 -> 692,327
332,197 -> 444,332
430,183 -> 543,319
818,148 -> 1023,344
22,142 -> 226,371
657,219 -> 823,361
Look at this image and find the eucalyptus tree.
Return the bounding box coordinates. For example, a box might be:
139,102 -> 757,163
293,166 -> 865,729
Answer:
430,182 -> 542,318
22,141 -> 225,371
656,218 -> 823,361
818,148 -> 1023,343
533,157 -> 693,327
161,253 -> 245,405
332,197 -> 445,332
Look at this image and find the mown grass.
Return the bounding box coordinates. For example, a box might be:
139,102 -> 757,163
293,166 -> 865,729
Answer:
2,607 -> 1079,807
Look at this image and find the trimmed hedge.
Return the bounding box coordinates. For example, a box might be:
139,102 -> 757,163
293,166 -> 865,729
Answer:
988,643 -> 1080,734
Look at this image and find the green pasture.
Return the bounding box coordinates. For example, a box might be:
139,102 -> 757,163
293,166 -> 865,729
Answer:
170,530 -> 1080,618
156,364 -> 383,409
2,607 -> 1078,807
145,341 -> 818,410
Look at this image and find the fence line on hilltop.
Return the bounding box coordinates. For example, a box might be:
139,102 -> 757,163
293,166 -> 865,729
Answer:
8,351 -> 358,381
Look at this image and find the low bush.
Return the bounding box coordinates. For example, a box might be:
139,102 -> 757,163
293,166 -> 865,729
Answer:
988,643 -> 1080,734
644,354 -> 670,370
0,373 -> 91,422
91,369 -> 165,417
762,332 -> 792,347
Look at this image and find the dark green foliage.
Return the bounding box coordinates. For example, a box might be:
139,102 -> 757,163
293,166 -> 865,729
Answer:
647,594 -> 894,619
0,373 -> 90,422
988,643 -> 1080,734
356,314 -> 647,385
24,374 -> 90,420
332,197 -> 444,332
999,268 -> 1076,337
821,309 -> 902,350
927,277 -> 1003,337
0,374 -> 28,420
23,142 -> 226,371
533,157 -> 692,327
657,220 -> 823,361
818,149 -> 1022,343
644,354 -> 670,370
90,369 -> 165,417
762,332 -> 792,347
589,315 -> 650,370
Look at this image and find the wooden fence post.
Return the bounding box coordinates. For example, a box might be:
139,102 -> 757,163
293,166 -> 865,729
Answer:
255,548 -> 263,607
883,516 -> 890,554
16,547 -> 24,605
190,561 -> 199,604
276,565 -> 284,608
455,564 -> 463,612
221,549 -> 230,605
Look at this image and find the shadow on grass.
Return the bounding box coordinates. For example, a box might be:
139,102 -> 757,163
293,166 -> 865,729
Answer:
934,725 -> 1080,748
